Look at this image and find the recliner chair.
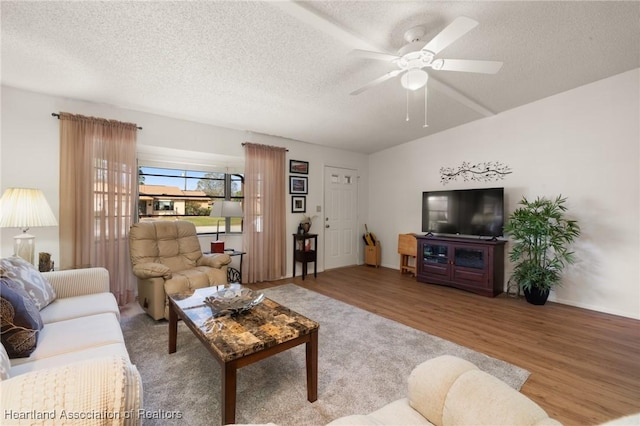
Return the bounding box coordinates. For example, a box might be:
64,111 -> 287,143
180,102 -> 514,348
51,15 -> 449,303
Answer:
129,220 -> 232,320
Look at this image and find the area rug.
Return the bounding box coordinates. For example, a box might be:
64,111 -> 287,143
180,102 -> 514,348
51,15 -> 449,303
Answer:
121,284 -> 530,425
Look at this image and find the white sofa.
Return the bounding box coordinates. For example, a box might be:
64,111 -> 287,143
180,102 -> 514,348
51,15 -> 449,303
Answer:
327,355 -> 561,426
236,355 -> 562,426
1,267 -> 142,425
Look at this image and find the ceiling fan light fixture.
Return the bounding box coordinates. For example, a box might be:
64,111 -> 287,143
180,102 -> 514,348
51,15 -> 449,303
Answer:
401,69 -> 429,91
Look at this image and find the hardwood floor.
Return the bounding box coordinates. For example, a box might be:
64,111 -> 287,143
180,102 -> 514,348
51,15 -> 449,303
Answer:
247,265 -> 640,426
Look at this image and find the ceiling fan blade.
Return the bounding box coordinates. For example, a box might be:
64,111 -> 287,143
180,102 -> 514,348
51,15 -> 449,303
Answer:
350,49 -> 400,62
350,70 -> 402,95
437,59 -> 503,74
422,16 -> 479,54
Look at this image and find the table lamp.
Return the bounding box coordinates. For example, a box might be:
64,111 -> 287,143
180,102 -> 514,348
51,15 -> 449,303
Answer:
0,188 -> 58,264
209,201 -> 243,253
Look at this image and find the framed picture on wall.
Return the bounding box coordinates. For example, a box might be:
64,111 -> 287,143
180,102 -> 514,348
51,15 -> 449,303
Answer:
289,160 -> 309,175
290,176 -> 308,194
291,196 -> 306,213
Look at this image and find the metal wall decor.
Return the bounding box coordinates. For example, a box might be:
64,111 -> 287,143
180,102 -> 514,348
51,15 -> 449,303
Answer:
440,161 -> 512,185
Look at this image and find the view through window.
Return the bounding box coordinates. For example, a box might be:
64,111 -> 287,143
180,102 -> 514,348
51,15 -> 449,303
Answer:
138,166 -> 243,234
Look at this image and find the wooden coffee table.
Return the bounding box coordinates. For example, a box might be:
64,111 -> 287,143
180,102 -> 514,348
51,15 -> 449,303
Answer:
167,285 -> 319,425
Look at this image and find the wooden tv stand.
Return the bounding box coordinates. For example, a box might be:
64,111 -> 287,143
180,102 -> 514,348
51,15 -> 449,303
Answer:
416,235 -> 506,297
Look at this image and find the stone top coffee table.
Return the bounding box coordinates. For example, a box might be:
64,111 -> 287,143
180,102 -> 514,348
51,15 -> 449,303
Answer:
168,285 -> 319,425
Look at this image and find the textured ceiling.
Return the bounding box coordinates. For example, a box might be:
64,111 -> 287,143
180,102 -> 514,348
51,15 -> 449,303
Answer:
2,1 -> 639,154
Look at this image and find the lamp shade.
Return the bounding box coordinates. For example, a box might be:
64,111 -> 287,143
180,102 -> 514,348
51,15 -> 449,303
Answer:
210,201 -> 243,218
209,201 -> 243,250
0,188 -> 58,229
401,69 -> 429,91
0,187 -> 58,265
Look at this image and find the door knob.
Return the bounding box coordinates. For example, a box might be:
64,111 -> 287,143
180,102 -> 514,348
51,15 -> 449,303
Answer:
326,224 -> 330,228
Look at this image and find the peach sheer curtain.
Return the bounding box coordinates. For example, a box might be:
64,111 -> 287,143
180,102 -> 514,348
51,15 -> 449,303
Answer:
58,112 -> 137,305
242,142 -> 287,282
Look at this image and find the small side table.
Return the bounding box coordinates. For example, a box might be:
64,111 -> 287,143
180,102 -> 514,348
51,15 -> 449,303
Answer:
293,233 -> 317,280
398,233 -> 417,276
225,250 -> 246,283
205,249 -> 246,283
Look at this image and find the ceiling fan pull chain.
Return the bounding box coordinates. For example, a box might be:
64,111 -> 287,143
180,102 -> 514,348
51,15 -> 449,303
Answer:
406,89 -> 410,122
423,86 -> 429,128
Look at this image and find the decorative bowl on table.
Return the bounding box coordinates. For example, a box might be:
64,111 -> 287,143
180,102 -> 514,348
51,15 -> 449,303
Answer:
204,286 -> 265,317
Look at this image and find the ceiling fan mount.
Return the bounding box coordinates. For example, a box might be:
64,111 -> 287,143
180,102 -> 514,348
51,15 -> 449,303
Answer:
350,17 -> 503,96
403,26 -> 426,43
396,27 -> 444,71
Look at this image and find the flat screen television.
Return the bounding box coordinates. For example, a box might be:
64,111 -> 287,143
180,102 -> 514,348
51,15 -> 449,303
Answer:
422,187 -> 504,238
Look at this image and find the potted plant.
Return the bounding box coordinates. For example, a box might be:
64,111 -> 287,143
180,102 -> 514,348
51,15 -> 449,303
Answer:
503,195 -> 580,305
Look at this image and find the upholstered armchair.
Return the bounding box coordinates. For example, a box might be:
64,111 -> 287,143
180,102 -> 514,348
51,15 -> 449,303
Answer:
128,220 -> 232,320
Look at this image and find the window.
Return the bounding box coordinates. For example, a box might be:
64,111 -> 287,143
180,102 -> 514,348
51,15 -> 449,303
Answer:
153,200 -> 174,211
138,166 -> 244,234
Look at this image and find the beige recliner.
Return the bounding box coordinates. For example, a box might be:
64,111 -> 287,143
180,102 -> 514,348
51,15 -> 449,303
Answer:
129,220 -> 232,320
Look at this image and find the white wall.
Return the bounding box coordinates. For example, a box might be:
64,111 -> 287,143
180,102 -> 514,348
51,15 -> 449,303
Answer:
369,69 -> 640,319
0,86 -> 369,278
3,70 -> 638,319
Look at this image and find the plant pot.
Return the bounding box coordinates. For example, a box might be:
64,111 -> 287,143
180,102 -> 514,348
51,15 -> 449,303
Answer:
523,287 -> 550,305
300,222 -> 311,233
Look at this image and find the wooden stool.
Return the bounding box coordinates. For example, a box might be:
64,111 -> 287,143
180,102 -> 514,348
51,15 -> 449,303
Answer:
398,233 -> 417,276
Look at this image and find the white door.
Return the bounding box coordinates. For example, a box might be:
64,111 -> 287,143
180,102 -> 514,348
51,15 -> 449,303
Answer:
324,166 -> 358,270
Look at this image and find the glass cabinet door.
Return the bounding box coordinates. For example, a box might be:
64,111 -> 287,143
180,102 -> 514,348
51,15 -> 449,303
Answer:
423,244 -> 448,265
454,247 -> 485,269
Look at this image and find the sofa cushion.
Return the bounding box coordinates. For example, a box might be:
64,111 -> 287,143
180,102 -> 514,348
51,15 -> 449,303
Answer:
366,398 -> 433,425
9,342 -> 130,376
327,414 -> 387,425
0,256 -> 56,310
132,262 -> 172,279
129,220 -> 202,273
599,414 -> 640,425
163,267 -> 214,296
42,267 -> 110,298
443,369 -> 555,426
408,355 -> 478,425
0,278 -> 44,358
328,398 -> 433,425
40,292 -> 120,324
0,344 -> 10,380
198,253 -> 232,269
2,355 -> 141,423
9,312 -> 124,367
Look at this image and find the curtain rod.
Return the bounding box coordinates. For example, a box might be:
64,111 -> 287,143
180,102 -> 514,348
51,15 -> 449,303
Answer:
51,113 -> 143,130
241,142 -> 288,152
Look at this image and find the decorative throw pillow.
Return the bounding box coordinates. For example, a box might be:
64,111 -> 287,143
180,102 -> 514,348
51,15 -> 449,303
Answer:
0,256 -> 56,310
0,343 -> 10,380
1,277 -> 44,358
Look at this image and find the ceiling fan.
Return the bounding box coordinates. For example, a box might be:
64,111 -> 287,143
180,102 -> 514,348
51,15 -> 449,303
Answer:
350,17 -> 503,96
